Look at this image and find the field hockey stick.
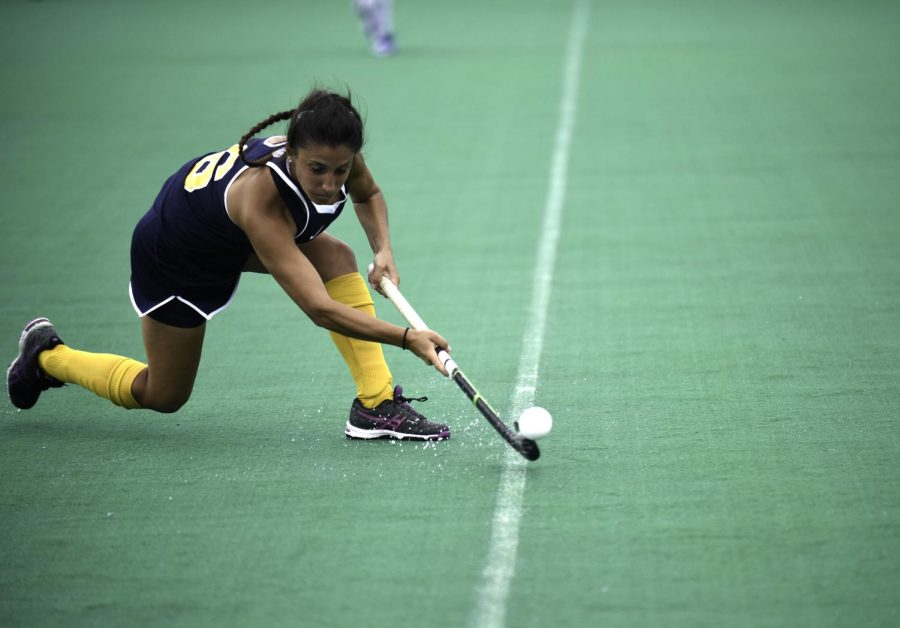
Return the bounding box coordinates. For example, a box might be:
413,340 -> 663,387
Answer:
375,272 -> 540,461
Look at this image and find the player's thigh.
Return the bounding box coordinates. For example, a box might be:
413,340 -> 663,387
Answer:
243,235 -> 357,281
139,314 -> 206,408
298,234 -> 357,281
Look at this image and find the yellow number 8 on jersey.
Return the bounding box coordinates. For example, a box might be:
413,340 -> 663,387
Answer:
183,144 -> 240,192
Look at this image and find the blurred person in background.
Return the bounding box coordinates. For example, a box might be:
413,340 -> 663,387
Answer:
354,0 -> 396,56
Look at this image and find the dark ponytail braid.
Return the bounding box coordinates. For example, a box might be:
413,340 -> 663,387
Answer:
237,88 -> 365,168
237,110 -> 293,168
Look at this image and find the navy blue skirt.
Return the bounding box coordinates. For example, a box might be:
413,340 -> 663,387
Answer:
129,210 -> 242,328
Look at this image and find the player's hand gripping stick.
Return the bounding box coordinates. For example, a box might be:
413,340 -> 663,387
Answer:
376,273 -> 540,461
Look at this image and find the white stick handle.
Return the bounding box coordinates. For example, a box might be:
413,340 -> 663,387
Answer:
378,276 -> 429,331
374,270 -> 459,377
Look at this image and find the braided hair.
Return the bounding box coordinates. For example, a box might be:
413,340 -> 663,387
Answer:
238,89 -> 365,167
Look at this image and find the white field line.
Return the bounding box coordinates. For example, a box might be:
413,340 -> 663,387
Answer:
471,2 -> 590,627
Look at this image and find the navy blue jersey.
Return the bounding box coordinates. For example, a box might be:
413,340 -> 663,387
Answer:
130,136 -> 348,321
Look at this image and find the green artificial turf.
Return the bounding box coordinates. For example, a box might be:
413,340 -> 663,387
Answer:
2,1 -> 899,626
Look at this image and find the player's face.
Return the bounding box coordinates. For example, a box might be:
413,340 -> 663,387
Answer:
291,143 -> 355,204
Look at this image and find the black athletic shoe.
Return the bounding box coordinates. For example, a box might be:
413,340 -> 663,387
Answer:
344,385 -> 451,441
7,318 -> 65,410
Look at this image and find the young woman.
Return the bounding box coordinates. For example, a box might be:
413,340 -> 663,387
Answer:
7,88 -> 452,441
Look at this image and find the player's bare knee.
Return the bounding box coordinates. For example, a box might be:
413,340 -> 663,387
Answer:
148,396 -> 189,414
332,239 -> 358,275
140,388 -> 192,414
304,237 -> 358,279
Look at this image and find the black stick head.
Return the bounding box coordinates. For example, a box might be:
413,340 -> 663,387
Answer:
516,437 -> 541,461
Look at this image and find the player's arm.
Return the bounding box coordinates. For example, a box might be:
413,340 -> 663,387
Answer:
234,197 -> 448,372
347,153 -> 397,291
238,199 -> 390,341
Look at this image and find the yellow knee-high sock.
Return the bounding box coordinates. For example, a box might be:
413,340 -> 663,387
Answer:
38,345 -> 146,409
324,272 -> 394,408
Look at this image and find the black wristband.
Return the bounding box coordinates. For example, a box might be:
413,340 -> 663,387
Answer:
402,327 -> 409,350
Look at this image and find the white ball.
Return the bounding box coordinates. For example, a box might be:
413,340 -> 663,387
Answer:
516,406 -> 553,440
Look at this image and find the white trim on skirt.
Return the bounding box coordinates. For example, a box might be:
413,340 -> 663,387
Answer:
128,279 -> 240,321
